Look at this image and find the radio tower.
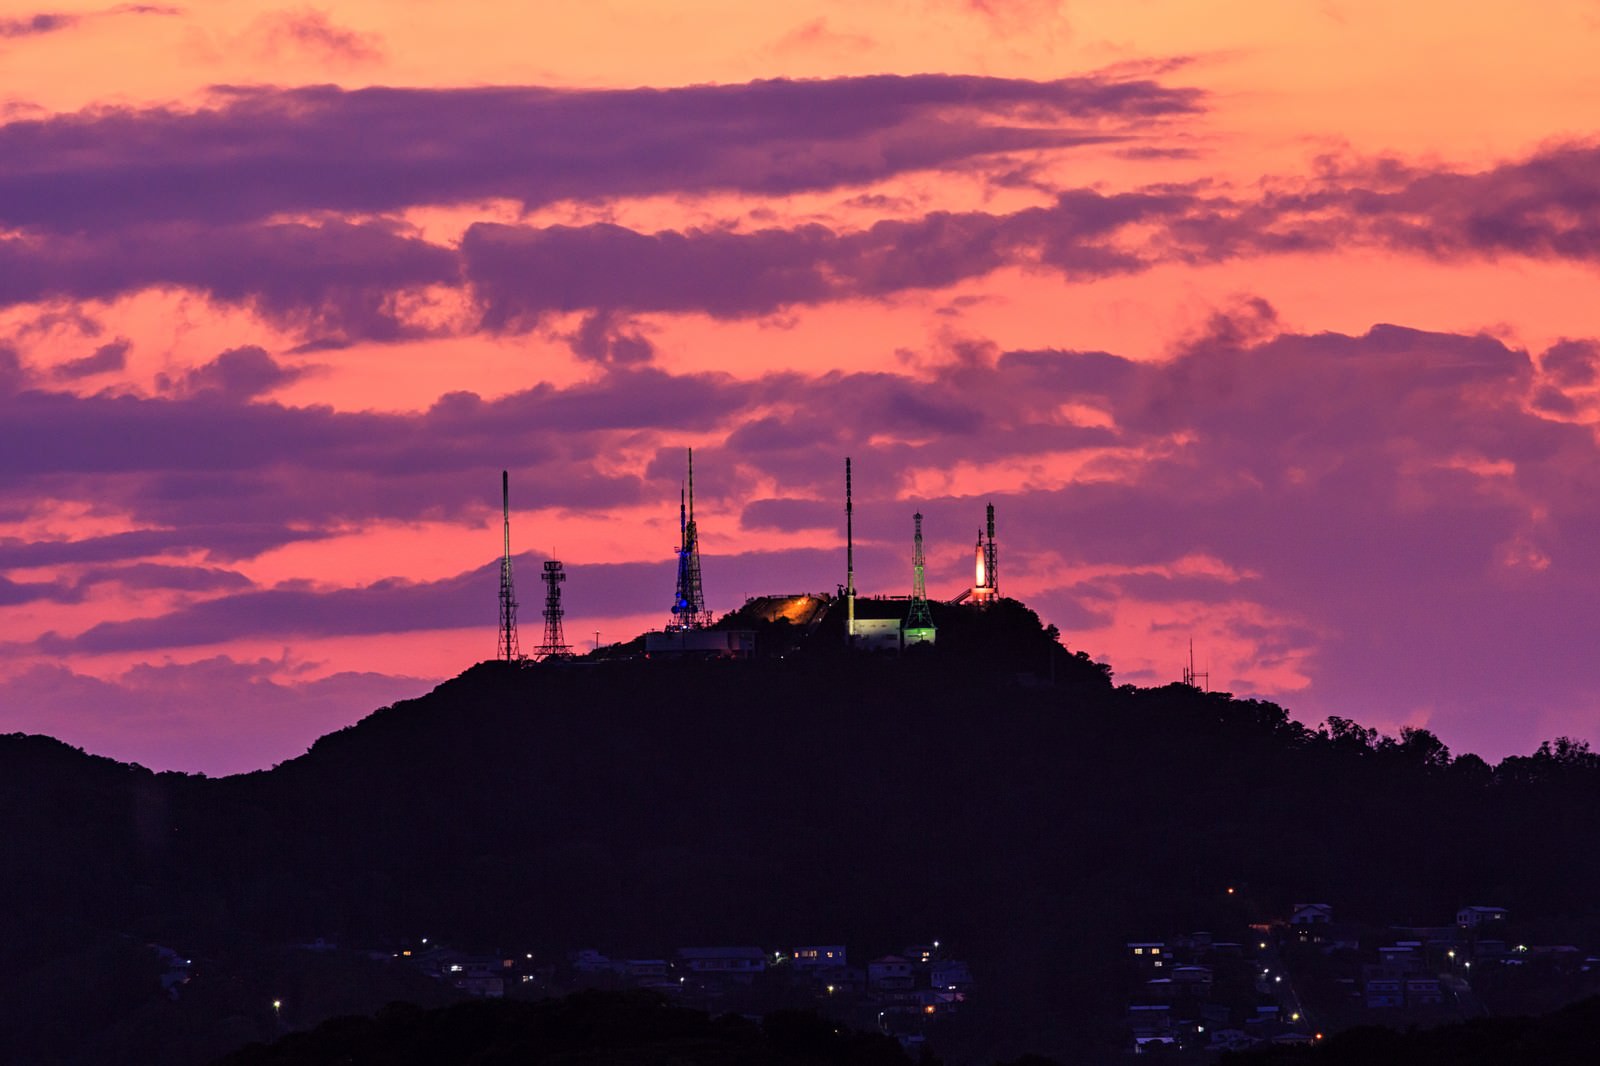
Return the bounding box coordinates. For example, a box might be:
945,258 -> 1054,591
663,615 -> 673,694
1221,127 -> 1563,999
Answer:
985,502 -> 998,598
535,560 -> 570,659
1182,639 -> 1209,691
668,447 -> 712,630
904,511 -> 936,645
497,470 -> 522,662
845,457 -> 856,643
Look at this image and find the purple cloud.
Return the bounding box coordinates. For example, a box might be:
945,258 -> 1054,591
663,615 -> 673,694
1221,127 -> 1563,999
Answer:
52,337 -> 129,380
0,4 -> 179,39
160,345 -> 309,400
564,311 -> 656,367
253,8 -> 382,64
0,12 -> 77,38
0,220 -> 458,341
0,525 -> 332,567
0,74 -> 1201,231
0,574 -> 78,605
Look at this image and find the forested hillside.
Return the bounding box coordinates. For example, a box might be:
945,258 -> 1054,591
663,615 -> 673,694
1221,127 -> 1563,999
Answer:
5,602 -> 1600,1063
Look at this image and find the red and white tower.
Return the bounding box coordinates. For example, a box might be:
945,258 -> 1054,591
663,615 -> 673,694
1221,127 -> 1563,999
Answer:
970,502 -> 998,605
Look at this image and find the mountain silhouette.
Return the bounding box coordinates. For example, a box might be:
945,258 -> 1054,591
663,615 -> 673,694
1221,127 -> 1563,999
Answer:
5,599 -> 1600,1063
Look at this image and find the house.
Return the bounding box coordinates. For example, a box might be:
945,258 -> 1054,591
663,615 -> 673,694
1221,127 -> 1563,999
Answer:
644,629 -> 756,658
1126,942 -> 1171,970
1208,1028 -> 1256,1052
1456,906 -> 1509,929
854,618 -> 903,652
791,946 -> 847,969
1364,977 -> 1403,1008
1126,1004 -> 1173,1037
813,965 -> 866,995
867,955 -> 915,992
569,949 -> 614,974
1378,944 -> 1423,972
621,959 -> 669,982
930,959 -> 973,990
1245,1006 -> 1281,1029
675,946 -> 767,983
1405,977 -> 1444,1005
439,955 -> 512,998
1290,903 -> 1333,925
1172,965 -> 1213,992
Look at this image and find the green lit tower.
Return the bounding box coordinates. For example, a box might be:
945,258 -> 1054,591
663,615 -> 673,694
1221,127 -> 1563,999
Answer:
904,511 -> 936,645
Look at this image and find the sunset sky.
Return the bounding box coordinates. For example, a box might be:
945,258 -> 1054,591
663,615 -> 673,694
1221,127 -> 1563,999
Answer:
5,1 -> 1600,774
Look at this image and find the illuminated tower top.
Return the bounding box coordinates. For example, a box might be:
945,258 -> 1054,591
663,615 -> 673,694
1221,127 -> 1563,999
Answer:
971,501 -> 998,605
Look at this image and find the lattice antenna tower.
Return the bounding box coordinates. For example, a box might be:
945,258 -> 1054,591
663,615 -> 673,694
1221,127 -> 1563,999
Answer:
985,502 -> 998,598
1182,638 -> 1210,691
668,447 -> 712,630
536,560 -> 571,659
905,511 -> 935,633
845,457 -> 856,642
497,470 -> 522,662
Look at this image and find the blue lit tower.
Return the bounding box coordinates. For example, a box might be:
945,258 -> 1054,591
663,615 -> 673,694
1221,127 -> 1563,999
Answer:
668,447 -> 712,630
904,511 -> 936,645
497,470 -> 522,661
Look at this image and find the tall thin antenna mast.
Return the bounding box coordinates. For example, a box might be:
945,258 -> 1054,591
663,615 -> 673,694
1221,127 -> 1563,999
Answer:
846,457 -> 855,643
1182,638 -> 1209,691
498,470 -> 522,662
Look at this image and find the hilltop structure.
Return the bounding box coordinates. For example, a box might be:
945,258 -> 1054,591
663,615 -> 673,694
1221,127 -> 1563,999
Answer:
503,453 -> 1026,661
904,512 -> 936,646
534,560 -> 571,661
970,503 -> 998,605
667,448 -> 712,632
646,449 -> 754,658
497,470 -> 522,662
845,457 -> 856,644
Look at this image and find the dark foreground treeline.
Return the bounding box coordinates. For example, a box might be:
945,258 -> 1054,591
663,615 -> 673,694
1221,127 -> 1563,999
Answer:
1224,994 -> 1600,1065
6,600 -> 1600,1063
210,988 -> 1600,1066
215,989 -> 917,1066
